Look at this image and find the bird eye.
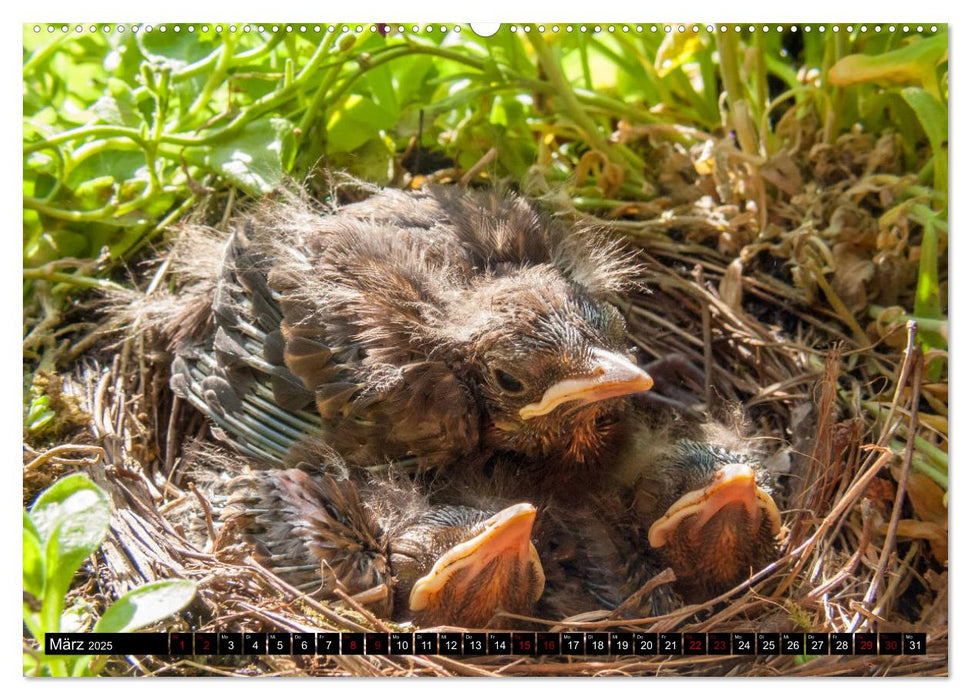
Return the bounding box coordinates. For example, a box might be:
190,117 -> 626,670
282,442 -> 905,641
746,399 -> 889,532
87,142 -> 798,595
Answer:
491,367 -> 525,394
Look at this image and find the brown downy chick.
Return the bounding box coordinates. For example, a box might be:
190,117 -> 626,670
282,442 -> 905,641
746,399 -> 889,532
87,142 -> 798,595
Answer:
168,187 -> 652,477
393,501 -> 545,629
614,420 -> 783,603
221,443 -> 544,629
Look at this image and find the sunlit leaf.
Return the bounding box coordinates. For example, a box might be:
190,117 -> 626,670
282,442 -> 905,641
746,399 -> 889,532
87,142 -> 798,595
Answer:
29,475 -> 110,632
828,34 -> 947,87
901,87 -> 947,152
95,580 -> 197,633
23,511 -> 45,598
327,95 -> 398,154
184,118 -> 296,196
90,78 -> 142,127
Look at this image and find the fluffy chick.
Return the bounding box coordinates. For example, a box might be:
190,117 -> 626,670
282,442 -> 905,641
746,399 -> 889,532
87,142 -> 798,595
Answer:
220,442 -> 545,629
613,418 -> 783,603
168,186 -> 652,477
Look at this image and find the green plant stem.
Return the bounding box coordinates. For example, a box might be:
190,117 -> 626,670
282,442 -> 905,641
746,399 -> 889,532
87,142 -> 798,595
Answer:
753,32 -> 769,127
526,32 -> 645,181
578,34 -> 594,91
161,32 -> 282,86
520,77 -> 657,124
22,267 -> 126,291
821,26 -> 851,143
611,34 -> 674,106
22,34 -> 73,77
715,32 -> 759,156
867,305 -> 948,340
115,193 -> 197,260
715,32 -> 745,108
812,266 -> 870,347
760,84 -> 820,147
24,125 -> 148,154
179,33 -> 239,130
295,32 -> 344,147
23,614 -> 46,653
527,33 -> 612,154
24,195 -> 121,222
858,399 -> 948,474
48,657 -> 70,677
24,182 -> 180,223
890,440 -> 948,489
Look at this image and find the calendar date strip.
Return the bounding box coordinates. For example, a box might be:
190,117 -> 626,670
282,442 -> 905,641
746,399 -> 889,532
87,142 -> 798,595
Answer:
45,631 -> 927,657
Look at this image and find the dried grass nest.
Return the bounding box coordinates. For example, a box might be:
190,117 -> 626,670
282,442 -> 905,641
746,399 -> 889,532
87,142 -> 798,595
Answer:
23,130 -> 947,677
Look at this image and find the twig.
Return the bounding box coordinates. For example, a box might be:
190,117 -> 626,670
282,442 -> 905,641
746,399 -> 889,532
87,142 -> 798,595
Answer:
609,568 -> 677,620
851,322 -> 922,631
187,481 -> 217,544
24,443 -> 105,471
332,589 -> 390,633
772,447 -> 896,597
693,264 -> 714,411
458,147 -> 498,188
242,556 -> 370,633
800,496 -> 876,602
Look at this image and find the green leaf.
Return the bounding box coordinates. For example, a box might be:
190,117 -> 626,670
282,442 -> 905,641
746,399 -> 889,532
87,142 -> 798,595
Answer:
902,86 -> 949,205
914,212 -> 946,334
394,55 -> 438,106
64,150 -> 147,192
90,79 -> 143,127
25,230 -> 91,267
95,580 -> 197,633
25,394 -> 50,422
327,137 -> 394,183
362,63 -> 399,116
23,511 -> 45,598
23,652 -> 41,677
326,95 -> 398,154
901,87 -> 947,153
30,474 -> 110,543
827,34 -> 947,88
184,117 -> 295,196
30,475 -> 110,632
26,409 -> 56,434
135,30 -> 217,70
73,175 -> 117,210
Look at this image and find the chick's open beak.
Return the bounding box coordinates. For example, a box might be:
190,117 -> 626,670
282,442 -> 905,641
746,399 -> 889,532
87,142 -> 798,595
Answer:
409,503 -> 545,616
519,348 -> 653,420
647,463 -> 782,549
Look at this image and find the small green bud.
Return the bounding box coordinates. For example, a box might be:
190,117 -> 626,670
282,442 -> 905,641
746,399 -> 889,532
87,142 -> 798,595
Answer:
338,32 -> 356,52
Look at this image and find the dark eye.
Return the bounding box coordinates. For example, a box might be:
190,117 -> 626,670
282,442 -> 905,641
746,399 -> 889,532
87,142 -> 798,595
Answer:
491,367 -> 525,394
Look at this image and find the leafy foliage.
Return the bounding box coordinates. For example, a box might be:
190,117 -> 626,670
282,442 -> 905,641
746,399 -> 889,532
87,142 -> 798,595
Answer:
23,22 -> 948,477
23,474 -> 196,676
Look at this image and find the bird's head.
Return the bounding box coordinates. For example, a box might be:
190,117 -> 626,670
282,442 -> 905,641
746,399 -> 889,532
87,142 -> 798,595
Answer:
394,502 -> 545,629
635,440 -> 782,601
447,266 -> 653,465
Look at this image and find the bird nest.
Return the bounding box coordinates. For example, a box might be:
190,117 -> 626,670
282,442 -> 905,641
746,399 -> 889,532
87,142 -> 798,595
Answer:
23,131 -> 948,677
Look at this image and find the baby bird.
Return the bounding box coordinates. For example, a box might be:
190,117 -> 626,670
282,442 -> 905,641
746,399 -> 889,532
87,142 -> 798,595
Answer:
220,443 -> 545,629
613,419 -> 783,603
508,416 -> 782,619
168,186 -> 652,477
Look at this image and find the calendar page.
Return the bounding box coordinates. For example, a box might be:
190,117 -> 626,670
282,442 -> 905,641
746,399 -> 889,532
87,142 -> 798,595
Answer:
22,9 -> 947,681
